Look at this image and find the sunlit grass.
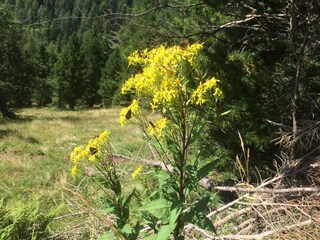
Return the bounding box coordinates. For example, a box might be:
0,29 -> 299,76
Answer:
0,107 -> 147,202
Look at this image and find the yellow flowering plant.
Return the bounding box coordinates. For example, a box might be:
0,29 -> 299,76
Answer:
118,43 -> 223,239
70,43 -> 223,240
70,131 -> 140,240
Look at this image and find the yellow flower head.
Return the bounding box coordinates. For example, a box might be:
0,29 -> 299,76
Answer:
70,131 -> 110,177
99,131 -> 110,141
70,145 -> 85,163
121,43 -> 204,110
191,77 -> 221,105
148,118 -> 168,138
119,99 -> 140,125
132,165 -> 143,179
213,87 -> 223,97
71,165 -> 77,178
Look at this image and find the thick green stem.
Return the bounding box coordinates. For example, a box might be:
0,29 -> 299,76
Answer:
174,98 -> 188,239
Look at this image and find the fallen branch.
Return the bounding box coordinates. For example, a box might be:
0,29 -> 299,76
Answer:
214,208 -> 250,227
214,186 -> 320,193
217,219 -> 313,239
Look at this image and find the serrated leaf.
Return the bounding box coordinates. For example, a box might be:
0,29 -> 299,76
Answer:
157,225 -> 173,240
169,206 -> 182,228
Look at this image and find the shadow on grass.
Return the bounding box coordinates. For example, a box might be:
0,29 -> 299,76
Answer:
0,112 -> 81,123
0,129 -> 40,144
0,129 -> 18,139
41,116 -> 82,122
0,114 -> 34,124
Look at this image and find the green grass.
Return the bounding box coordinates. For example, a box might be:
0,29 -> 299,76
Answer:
0,107 -> 147,202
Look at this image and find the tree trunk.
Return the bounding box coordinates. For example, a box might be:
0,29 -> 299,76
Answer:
0,93 -> 10,118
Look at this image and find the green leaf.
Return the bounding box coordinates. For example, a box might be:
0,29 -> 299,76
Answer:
138,199 -> 171,219
142,233 -> 158,240
157,171 -> 170,186
169,206 -> 181,228
121,223 -> 132,234
197,159 -> 218,181
201,217 -> 216,233
156,225 -> 173,240
122,189 -> 136,209
183,196 -> 216,233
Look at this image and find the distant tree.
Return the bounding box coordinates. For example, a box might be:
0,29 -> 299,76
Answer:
52,33 -> 83,109
80,23 -> 107,107
0,4 -> 25,117
30,44 -> 53,107
99,47 -> 126,107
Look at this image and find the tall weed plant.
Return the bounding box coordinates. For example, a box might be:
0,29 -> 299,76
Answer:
70,43 -> 227,239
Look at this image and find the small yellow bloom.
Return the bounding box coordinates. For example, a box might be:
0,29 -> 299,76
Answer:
88,154 -> 96,162
191,77 -> 221,105
213,87 -> 223,97
132,165 -> 143,179
69,131 -> 110,176
70,145 -> 84,163
148,118 -> 168,138
99,131 -> 110,141
71,165 -> 77,177
119,99 -> 140,125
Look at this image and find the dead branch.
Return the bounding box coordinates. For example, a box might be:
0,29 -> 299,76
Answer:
234,218 -> 255,232
214,186 -> 320,193
218,219 -> 313,239
26,2 -> 205,26
97,2 -> 205,18
214,208 -> 251,228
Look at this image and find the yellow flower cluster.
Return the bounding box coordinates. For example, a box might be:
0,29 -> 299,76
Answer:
191,77 -> 222,105
119,99 -> 140,125
132,165 -> 143,179
122,43 -> 204,109
119,43 -> 223,137
70,131 -> 110,177
147,118 -> 168,138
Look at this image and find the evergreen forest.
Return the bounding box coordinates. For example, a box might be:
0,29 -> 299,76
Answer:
0,0 -> 319,239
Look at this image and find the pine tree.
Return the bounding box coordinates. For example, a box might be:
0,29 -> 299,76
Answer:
52,33 -> 83,109
99,47 -> 126,107
80,22 -> 106,107
0,4 -> 25,117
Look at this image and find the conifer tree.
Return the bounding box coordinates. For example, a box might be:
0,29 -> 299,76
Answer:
52,33 -> 83,109
99,47 -> 126,107
0,4 -> 25,117
80,23 -> 106,107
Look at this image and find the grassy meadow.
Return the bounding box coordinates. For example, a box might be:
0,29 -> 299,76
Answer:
0,107 -> 148,204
